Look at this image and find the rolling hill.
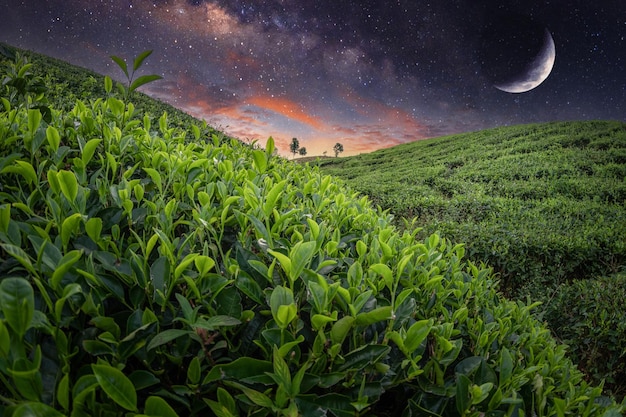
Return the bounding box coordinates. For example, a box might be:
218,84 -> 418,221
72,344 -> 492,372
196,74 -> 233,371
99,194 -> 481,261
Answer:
1,42 -> 624,414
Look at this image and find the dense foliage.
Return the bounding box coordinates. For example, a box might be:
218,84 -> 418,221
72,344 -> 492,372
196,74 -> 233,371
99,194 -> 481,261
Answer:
1,45 -> 624,416
319,120 -> 626,398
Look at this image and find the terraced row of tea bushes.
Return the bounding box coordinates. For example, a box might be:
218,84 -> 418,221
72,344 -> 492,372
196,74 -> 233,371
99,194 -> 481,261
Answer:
1,54 -> 623,415
320,121 -> 626,295
319,121 -> 626,398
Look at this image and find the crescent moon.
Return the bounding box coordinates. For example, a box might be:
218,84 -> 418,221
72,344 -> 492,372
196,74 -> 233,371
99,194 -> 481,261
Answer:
495,29 -> 556,93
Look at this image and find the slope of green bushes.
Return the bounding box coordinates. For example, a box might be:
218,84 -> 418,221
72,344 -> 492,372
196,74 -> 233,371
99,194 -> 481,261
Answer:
319,120 -> 626,398
1,47 -> 624,416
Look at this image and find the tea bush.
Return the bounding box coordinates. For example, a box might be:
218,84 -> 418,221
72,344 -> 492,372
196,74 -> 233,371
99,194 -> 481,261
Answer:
542,274 -> 626,401
1,49 -> 623,416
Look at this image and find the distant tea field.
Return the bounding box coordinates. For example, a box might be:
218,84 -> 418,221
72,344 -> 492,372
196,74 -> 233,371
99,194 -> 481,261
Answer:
320,121 -> 626,395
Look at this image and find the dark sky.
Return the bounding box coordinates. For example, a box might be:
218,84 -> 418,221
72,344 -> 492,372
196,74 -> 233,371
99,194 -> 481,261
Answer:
1,0 -> 624,156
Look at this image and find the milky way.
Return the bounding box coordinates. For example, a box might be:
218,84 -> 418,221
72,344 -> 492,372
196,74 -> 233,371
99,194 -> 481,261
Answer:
2,0 -> 624,156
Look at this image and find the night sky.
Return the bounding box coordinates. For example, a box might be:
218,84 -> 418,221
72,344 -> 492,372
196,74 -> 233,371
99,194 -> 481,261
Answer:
2,0 -> 624,156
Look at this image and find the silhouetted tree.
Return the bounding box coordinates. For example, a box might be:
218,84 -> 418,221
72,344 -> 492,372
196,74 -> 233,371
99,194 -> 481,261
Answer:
290,137 -> 300,158
333,142 -> 344,157
299,147 -> 307,157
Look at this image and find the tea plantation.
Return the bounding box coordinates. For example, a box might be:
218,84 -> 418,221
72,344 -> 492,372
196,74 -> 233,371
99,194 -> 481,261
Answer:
0,44 -> 624,416
319,120 -> 626,399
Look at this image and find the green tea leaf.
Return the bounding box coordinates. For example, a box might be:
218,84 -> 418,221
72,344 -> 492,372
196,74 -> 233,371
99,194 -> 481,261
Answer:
290,240 -> 317,282
145,396 -> 180,417
104,75 -> 113,93
227,381 -> 275,409
147,329 -> 190,351
107,96 -> 125,116
355,306 -> 393,326
27,108 -> 42,137
404,319 -> 432,353
203,357 -> 273,384
85,217 -> 103,243
144,167 -> 163,193
0,277 -> 34,338
0,243 -> 36,274
61,213 -> 84,249
330,316 -> 355,346
263,179 -> 286,218
92,363 -> 138,411
2,160 -> 38,185
456,374 -> 471,415
130,74 -> 163,93
270,286 -> 294,320
150,256 -> 170,298
337,344 -> 390,372
265,136 -> 275,157
110,55 -> 129,77
268,249 -> 291,279
195,315 -> 241,330
51,249 -> 82,290
252,149 -> 267,173
188,356 -> 201,385
175,253 -> 198,280
133,49 -> 153,71
499,346 -> 514,386
0,321 -> 11,356
57,373 -> 70,411
46,125 -> 60,153
58,169 -> 78,202
369,263 -> 393,291
82,138 -> 101,166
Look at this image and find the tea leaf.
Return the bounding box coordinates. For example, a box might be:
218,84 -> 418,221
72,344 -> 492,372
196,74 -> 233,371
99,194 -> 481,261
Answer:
330,316 -> 355,346
81,138 -> 101,166
132,49 -> 153,71
268,249 -> 292,280
187,356 -> 201,385
145,396 -> 180,417
203,358 -> 273,384
130,74 -> 163,93
110,55 -> 129,77
85,217 -> 103,243
51,249 -> 82,290
355,306 -> 393,326
143,167 -> 163,193
0,277 -> 34,338
195,316 -> 241,330
2,160 -> 38,185
404,319 -> 432,353
57,169 -> 78,202
252,149 -> 267,173
60,213 -> 84,249
46,125 -> 60,153
92,363 -> 138,411
104,75 -> 113,93
455,374 -> 471,415
1,243 -> 36,274
147,329 -> 190,351
27,108 -> 42,137
263,180 -> 286,218
499,347 -> 514,386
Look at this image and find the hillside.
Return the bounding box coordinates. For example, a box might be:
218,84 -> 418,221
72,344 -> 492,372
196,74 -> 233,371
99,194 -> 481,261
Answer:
319,120 -> 626,395
319,121 -> 626,292
1,44 -> 624,415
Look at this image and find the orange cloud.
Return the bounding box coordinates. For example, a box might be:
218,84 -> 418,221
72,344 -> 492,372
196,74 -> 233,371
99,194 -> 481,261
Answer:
245,96 -> 325,130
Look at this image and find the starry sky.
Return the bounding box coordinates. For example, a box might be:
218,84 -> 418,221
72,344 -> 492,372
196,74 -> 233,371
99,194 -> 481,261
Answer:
1,0 -> 624,156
